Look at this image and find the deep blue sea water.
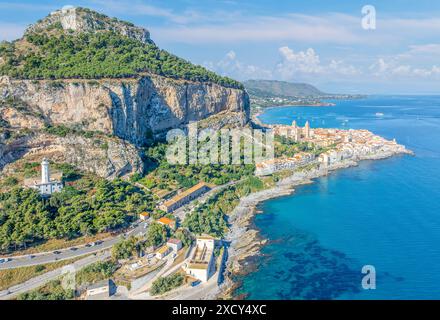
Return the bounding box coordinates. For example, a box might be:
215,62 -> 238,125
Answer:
236,96 -> 440,299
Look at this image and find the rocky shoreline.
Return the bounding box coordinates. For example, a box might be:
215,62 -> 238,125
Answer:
218,148 -> 413,299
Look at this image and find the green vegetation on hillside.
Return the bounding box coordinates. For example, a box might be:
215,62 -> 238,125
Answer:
0,31 -> 242,89
183,176 -> 266,237
17,279 -> 74,300
0,258 -> 78,291
150,273 -> 184,296
111,237 -> 138,260
76,260 -> 119,286
140,142 -> 255,191
0,174 -> 154,253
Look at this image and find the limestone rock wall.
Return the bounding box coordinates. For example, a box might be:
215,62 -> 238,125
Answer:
0,74 -> 250,146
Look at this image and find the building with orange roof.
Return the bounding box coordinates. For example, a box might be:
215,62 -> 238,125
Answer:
159,182 -> 211,213
139,212 -> 150,221
157,217 -> 177,230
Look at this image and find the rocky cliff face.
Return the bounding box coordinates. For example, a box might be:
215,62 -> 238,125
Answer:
0,6 -> 250,179
25,6 -> 152,44
0,131 -> 143,179
0,74 -> 249,146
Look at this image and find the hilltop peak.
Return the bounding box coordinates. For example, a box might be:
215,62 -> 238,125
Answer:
24,6 -> 152,44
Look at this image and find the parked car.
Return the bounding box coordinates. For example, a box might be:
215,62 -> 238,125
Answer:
95,240 -> 103,245
190,280 -> 201,287
85,243 -> 92,247
70,247 -> 78,251
53,251 -> 61,255
0,258 -> 11,264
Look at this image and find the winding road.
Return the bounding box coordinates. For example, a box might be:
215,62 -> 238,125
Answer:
0,221 -> 149,270
0,251 -> 111,300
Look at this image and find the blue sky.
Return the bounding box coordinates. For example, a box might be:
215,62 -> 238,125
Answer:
1,0 -> 440,94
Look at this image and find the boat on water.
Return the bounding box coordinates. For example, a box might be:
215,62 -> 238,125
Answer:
375,112 -> 384,116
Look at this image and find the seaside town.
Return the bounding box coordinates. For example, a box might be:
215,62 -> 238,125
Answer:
256,121 -> 409,176
0,5 -> 417,303
0,116 -> 411,300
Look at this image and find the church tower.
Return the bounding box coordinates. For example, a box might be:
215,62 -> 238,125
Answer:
304,121 -> 310,139
291,120 -> 298,140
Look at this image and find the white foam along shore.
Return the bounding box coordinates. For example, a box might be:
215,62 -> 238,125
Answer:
218,146 -> 413,298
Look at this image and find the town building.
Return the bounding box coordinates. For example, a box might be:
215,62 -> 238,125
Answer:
159,182 -> 211,213
157,217 -> 177,230
28,158 -> 63,196
167,238 -> 183,252
139,212 -> 150,221
255,152 -> 315,176
156,245 -> 171,260
184,236 -> 215,282
85,279 -> 110,300
272,120 -> 314,142
304,121 -> 311,139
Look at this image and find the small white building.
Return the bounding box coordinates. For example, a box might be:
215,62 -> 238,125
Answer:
156,245 -> 171,260
139,212 -> 150,221
167,238 -> 183,252
184,236 -> 215,282
86,279 -> 110,300
30,158 -> 63,196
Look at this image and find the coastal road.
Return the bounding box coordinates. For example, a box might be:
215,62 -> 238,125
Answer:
0,221 -> 149,270
0,251 -> 111,300
1,178 -> 238,271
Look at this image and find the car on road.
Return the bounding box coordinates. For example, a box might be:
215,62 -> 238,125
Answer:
0,258 -> 11,263
28,255 -> 35,259
70,247 -> 78,251
85,243 -> 92,247
53,251 -> 61,255
95,240 -> 103,245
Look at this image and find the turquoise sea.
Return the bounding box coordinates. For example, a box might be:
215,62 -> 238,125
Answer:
236,96 -> 440,299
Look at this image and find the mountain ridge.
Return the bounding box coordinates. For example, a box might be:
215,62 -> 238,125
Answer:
0,6 -> 242,89
25,6 -> 152,44
0,7 -> 249,179
244,79 -> 327,98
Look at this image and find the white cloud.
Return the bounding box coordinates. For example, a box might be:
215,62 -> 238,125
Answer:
277,47 -> 322,75
205,46 -> 362,82
153,13 -> 362,44
204,50 -> 272,80
328,59 -> 360,76
369,58 -> 440,78
408,44 -> 440,55
275,46 -> 360,81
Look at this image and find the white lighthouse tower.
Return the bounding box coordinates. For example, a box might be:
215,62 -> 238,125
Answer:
41,158 -> 50,184
29,158 -> 63,196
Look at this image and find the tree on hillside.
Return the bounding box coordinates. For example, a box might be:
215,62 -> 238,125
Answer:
145,223 -> 167,247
